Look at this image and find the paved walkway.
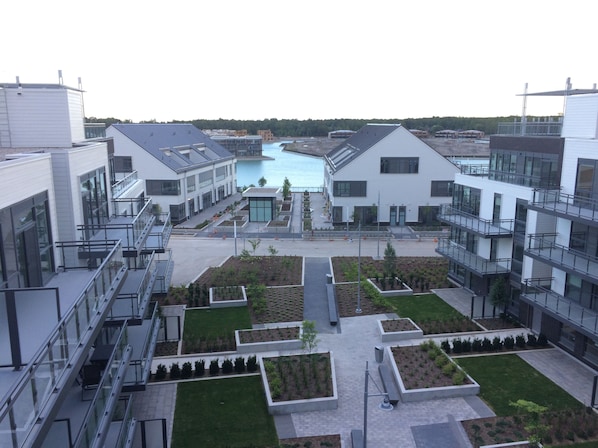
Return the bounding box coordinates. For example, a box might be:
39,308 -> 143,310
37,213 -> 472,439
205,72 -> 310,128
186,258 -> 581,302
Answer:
303,257 -> 339,334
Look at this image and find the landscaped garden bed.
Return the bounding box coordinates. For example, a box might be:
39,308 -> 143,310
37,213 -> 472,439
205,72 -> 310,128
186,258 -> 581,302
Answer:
378,318 -> 423,342
367,277 -> 413,297
209,285 -> 247,308
388,341 -> 479,402
260,352 -> 338,414
236,325 -> 302,353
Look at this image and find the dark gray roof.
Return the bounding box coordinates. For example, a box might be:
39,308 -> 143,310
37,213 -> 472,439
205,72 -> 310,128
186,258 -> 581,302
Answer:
519,88 -> 598,97
324,124 -> 400,172
110,123 -> 234,173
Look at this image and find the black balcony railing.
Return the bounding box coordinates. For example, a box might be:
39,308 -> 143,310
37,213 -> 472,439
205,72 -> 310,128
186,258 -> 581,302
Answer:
438,204 -> 513,237
530,189 -> 598,223
436,238 -> 511,275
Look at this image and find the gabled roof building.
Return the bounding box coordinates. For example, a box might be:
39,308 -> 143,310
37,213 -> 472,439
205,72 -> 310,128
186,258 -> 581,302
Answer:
107,123 -> 237,224
324,124 -> 460,226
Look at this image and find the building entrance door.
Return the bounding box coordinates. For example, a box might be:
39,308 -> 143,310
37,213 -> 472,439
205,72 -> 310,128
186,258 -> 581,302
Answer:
389,206 -> 397,226
398,206 -> 406,226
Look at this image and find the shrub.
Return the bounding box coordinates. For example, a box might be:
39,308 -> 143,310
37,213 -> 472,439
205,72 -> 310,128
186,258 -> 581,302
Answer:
440,340 -> 451,353
527,333 -> 537,346
442,362 -> 456,375
234,356 -> 246,373
194,360 -> 205,377
492,336 -> 502,351
435,355 -> 448,368
481,337 -> 493,352
155,364 -> 167,381
452,339 -> 463,354
515,334 -> 526,348
504,335 -> 515,350
222,358 -> 233,374
452,370 -> 466,385
247,355 -> 258,372
461,338 -> 472,352
181,361 -> 193,379
472,338 -> 482,352
538,333 -> 549,346
170,362 -> 181,379
209,359 -> 220,375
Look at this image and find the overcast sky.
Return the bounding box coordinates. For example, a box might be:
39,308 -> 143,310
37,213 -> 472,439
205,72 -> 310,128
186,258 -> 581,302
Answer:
2,0 -> 596,122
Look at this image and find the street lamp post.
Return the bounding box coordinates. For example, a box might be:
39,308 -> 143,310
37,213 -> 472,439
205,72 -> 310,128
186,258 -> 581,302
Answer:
362,361 -> 393,447
376,191 -> 381,259
356,223 -> 362,313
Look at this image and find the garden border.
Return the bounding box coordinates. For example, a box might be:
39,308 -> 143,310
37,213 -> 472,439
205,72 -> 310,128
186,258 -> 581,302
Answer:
378,318 -> 423,342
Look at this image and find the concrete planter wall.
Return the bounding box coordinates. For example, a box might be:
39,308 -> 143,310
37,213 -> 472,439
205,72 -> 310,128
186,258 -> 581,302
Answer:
260,352 -> 338,415
216,219 -> 248,229
266,217 -> 291,233
235,326 -> 303,353
385,346 -> 480,402
209,286 -> 247,308
366,278 -> 413,297
377,318 -> 423,342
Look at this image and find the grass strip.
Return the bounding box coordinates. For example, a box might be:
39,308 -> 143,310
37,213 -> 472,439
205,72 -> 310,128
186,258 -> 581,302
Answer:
385,293 -> 466,321
183,307 -> 251,342
457,354 -> 582,416
172,376 -> 278,448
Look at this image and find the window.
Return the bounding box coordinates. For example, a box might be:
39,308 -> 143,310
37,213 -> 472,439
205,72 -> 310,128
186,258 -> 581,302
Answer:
146,180 -> 181,196
113,156 -> 133,173
430,181 -> 453,197
215,166 -> 226,181
187,176 -> 196,193
380,157 -> 419,174
333,181 -> 366,197
198,171 -> 213,187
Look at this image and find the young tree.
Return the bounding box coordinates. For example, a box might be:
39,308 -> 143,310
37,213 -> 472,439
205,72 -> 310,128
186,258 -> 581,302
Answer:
301,320 -> 319,354
383,242 -> 397,278
258,176 -> 267,187
489,276 -> 509,315
282,177 -> 292,199
248,238 -> 261,256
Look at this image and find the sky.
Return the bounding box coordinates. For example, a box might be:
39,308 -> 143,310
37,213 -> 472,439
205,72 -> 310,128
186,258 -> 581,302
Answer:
2,0 -> 597,122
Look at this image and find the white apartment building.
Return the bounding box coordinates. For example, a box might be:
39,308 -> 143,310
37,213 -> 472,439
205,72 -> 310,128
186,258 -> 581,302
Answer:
0,80 -> 172,447
324,124 -> 460,226
437,89 -> 598,368
107,124 -> 237,224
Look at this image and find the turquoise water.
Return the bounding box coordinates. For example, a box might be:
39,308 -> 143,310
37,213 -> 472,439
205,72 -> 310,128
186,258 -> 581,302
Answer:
236,142 -> 325,190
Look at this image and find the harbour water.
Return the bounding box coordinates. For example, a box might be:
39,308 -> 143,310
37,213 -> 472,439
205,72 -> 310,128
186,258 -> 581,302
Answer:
236,142 -> 325,190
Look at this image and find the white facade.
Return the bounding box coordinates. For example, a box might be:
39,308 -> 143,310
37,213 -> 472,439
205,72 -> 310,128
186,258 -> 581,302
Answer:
325,124 -> 460,224
0,84 -> 85,148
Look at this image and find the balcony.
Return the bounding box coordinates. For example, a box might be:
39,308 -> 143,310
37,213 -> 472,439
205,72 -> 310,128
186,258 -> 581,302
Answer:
529,189 -> 598,225
435,238 -> 511,276
0,242 -> 127,448
496,120 -> 562,136
108,253 -> 158,324
84,123 -> 106,139
80,198 -> 155,258
142,212 -> 173,254
459,164 -> 489,176
123,302 -> 161,391
153,249 -> 175,295
111,171 -> 139,199
525,234 -> 598,283
438,204 -> 513,238
521,279 -> 598,337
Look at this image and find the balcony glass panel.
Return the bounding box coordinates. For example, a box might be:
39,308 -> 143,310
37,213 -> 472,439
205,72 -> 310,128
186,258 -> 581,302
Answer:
436,238 -> 511,275
438,204 -> 513,236
111,171 -> 139,199
531,189 -> 598,222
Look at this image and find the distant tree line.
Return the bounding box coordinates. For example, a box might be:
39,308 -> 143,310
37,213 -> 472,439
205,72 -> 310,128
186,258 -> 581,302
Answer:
87,116 -> 526,137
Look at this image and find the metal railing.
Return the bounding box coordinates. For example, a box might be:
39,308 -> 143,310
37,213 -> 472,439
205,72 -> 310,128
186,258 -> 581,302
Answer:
438,204 -> 513,236
522,279 -> 598,336
459,164 -> 489,176
109,253 -> 157,321
125,303 -> 161,388
531,189 -> 598,222
111,171 -> 139,199
497,120 -> 562,136
0,242 -> 126,448
436,238 -> 511,275
143,212 -> 173,253
526,234 -> 598,281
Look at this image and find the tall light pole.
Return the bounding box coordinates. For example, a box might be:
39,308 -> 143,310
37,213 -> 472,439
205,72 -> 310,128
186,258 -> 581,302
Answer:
376,191 -> 381,259
362,361 -> 393,447
356,222 -> 362,313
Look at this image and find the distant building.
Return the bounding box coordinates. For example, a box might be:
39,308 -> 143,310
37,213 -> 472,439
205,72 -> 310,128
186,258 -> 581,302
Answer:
211,135 -> 263,158
458,130 -> 485,139
435,129 -> 458,138
258,129 -> 275,141
324,124 -> 460,226
328,129 -> 356,139
409,129 -> 430,138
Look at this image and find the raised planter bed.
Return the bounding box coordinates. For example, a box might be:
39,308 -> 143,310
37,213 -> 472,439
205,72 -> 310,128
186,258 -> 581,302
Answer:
260,352 -> 338,415
378,318 -> 423,342
216,217 -> 248,229
266,216 -> 291,232
235,325 -> 302,353
386,345 -> 479,402
209,285 -> 247,308
366,277 -> 413,297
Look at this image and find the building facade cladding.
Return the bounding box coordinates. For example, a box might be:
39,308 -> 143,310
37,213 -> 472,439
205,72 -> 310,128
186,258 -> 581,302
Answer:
439,93 -> 598,369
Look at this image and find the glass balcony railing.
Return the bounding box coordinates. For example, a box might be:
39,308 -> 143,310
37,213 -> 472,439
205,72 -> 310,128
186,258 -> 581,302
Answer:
143,212 -> 173,253
525,234 -> 598,282
497,120 -> 562,136
153,249 -> 174,295
530,189 -> 598,223
111,171 -> 139,199
113,396 -> 136,448
522,279 -> 598,336
74,325 -> 132,448
0,242 -> 126,448
435,238 -> 511,275
80,198 -> 155,256
84,123 -> 106,139
438,204 -> 513,237
459,164 -> 489,176
124,302 -> 161,389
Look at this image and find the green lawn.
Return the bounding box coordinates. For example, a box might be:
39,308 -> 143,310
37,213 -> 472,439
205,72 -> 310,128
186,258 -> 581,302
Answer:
172,376 -> 278,448
183,307 -> 252,341
457,354 -> 583,416
386,293 -> 466,321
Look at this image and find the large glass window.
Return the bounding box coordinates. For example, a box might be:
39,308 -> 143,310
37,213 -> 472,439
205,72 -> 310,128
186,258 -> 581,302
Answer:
333,181 -> 366,197
575,159 -> 598,204
489,149 -> 560,187
431,181 -> 453,197
81,168 -> 109,234
452,184 -> 481,216
187,176 -> 196,193
198,171 -> 213,187
146,180 -> 181,196
249,198 -> 275,222
380,157 -> 419,174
